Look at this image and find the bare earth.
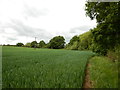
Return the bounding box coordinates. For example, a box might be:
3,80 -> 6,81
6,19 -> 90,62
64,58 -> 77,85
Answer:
83,63 -> 92,88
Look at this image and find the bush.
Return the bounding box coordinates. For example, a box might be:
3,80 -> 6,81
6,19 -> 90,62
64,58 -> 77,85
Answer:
39,40 -> 46,48
31,41 -> 37,48
70,41 -> 79,50
107,50 -> 117,62
48,36 -> 65,49
16,43 -> 24,47
25,43 -> 31,47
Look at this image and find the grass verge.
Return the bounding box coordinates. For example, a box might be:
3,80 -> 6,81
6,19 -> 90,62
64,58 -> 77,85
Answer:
89,56 -> 118,88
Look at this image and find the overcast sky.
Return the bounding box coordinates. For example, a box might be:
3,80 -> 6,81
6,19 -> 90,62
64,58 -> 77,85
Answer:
0,0 -> 97,45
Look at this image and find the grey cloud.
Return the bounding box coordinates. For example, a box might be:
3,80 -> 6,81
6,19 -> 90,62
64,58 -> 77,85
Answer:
64,36 -> 72,44
34,31 -> 53,43
0,29 -> 4,33
55,32 -> 78,44
70,25 -> 92,34
1,20 -> 93,44
2,19 -> 53,43
24,4 -> 49,18
9,19 -> 36,36
2,35 -> 18,43
8,37 -> 17,41
63,25 -> 93,43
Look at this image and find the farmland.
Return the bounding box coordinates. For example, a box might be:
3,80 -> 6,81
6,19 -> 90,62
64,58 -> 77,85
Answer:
2,46 -> 94,88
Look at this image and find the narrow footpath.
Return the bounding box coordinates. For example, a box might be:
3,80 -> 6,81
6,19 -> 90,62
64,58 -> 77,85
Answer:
83,61 -> 92,88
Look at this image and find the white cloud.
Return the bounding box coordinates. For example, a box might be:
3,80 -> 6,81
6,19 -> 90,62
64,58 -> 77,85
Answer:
0,0 -> 97,45
4,28 -> 17,34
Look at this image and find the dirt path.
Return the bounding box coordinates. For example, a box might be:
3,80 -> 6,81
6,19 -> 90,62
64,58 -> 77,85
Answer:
82,62 -> 92,88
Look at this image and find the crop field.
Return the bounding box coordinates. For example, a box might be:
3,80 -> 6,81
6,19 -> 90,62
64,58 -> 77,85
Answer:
2,46 -> 94,88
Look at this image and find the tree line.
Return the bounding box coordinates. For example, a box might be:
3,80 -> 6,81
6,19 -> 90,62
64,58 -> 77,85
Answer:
15,2 -> 120,58
16,36 -> 65,49
66,2 -> 119,58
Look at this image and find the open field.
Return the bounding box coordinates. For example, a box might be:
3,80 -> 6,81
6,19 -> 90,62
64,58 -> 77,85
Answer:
2,46 -> 94,88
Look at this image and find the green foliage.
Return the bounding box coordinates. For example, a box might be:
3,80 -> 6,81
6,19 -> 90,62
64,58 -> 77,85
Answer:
2,46 -> 94,88
107,50 -> 118,62
66,41 -> 79,50
85,2 -> 120,55
31,41 -> 37,48
44,43 -> 50,48
85,2 -> 119,24
64,44 -> 69,49
65,35 -> 79,50
16,43 -> 24,47
89,56 -> 118,88
70,41 -> 79,50
78,31 -> 93,50
66,32 -> 93,51
48,36 -> 65,49
39,40 -> 46,48
91,42 -> 107,56
25,43 -> 31,47
114,44 -> 120,61
107,44 -> 120,62
69,35 -> 79,45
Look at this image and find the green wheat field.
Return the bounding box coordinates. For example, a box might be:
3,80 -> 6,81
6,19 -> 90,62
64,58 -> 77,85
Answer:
2,46 -> 94,88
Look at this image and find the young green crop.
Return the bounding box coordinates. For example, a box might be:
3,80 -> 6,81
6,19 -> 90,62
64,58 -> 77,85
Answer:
2,46 -> 94,88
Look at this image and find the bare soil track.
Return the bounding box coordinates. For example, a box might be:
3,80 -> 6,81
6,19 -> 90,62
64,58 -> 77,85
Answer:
83,62 -> 92,89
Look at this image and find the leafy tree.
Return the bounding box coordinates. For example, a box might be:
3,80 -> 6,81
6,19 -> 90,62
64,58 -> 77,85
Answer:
25,42 -> 31,47
49,36 -> 65,49
65,44 -> 69,49
39,40 -> 46,48
78,31 -> 93,50
69,35 -> 79,45
66,32 -> 93,50
85,2 -> 120,55
66,35 -> 79,50
44,43 -> 50,48
16,43 -> 24,47
31,41 -> 37,48
70,41 -> 79,50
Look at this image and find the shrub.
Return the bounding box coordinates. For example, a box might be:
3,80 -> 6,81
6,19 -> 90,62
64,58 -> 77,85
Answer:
16,43 -> 24,47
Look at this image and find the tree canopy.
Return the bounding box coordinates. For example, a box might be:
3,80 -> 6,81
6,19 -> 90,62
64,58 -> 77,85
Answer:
69,35 -> 79,45
16,43 -> 24,47
85,2 -> 120,55
78,31 -> 93,50
48,36 -> 65,49
25,43 -> 31,47
31,41 -> 37,48
39,40 -> 46,48
65,35 -> 79,50
66,32 -> 93,50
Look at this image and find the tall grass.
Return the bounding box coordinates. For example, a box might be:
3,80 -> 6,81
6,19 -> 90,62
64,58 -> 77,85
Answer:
89,56 -> 118,88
